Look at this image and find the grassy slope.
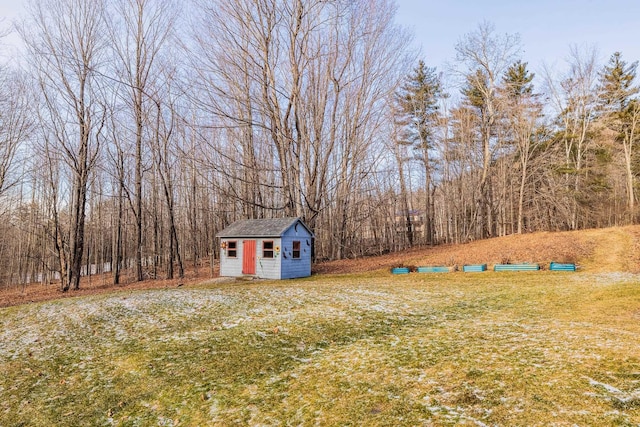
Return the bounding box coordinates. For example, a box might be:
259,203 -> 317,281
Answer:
1,227 -> 640,425
315,225 -> 640,275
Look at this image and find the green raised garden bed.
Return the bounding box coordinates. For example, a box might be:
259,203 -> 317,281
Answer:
549,262 -> 576,272
463,264 -> 487,272
417,266 -> 450,273
493,263 -> 540,272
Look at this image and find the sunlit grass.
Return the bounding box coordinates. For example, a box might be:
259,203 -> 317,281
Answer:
1,272 -> 639,425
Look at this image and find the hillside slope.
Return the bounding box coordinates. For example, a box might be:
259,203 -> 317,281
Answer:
314,225 -> 640,275
2,226 -> 640,308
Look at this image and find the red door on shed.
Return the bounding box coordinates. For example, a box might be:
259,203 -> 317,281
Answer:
242,240 -> 256,275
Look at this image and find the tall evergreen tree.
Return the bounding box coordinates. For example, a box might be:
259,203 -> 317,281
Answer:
599,52 -> 638,111
461,68 -> 495,237
396,60 -> 443,244
462,69 -> 490,110
503,60 -> 534,101
598,52 -> 640,219
502,61 -> 542,233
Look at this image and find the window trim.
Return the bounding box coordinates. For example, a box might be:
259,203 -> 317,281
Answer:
292,240 -> 301,259
262,240 -> 274,258
227,240 -> 237,258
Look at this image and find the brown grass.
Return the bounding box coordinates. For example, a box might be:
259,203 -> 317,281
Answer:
314,225 -> 640,275
2,225 -> 640,308
0,264 -> 216,308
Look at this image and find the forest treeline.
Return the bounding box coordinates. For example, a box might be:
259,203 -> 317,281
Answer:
0,0 -> 638,290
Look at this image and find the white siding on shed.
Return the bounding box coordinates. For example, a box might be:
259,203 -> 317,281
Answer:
219,238 -> 243,277
216,218 -> 314,279
255,238 -> 282,279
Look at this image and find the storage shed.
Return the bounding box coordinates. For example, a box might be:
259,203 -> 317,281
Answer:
216,217 -> 314,279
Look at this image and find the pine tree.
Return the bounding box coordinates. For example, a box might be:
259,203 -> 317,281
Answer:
599,52 -> 638,112
502,61 -> 542,233
396,60 -> 443,244
502,60 -> 534,101
462,69 -> 489,110
598,52 -> 640,219
461,68 -> 495,237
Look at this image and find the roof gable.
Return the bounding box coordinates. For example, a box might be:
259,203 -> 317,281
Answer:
216,217 -> 314,238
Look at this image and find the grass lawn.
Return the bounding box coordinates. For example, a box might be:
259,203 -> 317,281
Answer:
1,271 -> 639,426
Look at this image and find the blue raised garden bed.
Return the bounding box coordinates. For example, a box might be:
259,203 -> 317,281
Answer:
549,262 -> 576,272
463,264 -> 487,272
391,267 -> 410,274
493,263 -> 540,272
417,266 -> 450,273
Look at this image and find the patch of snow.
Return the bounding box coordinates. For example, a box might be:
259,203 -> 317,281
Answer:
586,377 -> 622,394
572,272 -> 640,286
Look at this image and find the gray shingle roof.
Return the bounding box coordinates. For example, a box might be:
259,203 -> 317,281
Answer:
216,217 -> 313,238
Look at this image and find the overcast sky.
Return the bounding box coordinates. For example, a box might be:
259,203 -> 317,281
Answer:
395,0 -> 640,74
2,0 -> 639,75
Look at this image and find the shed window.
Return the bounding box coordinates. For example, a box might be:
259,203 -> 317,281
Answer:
292,241 -> 301,259
263,241 -> 274,258
227,241 -> 237,258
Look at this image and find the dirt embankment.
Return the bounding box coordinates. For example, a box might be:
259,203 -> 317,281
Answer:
2,226 -> 640,308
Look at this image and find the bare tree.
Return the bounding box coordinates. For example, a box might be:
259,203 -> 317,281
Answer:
190,0 -> 412,259
544,46 -> 600,229
149,69 -> 184,279
0,71 -> 31,198
444,104 -> 483,241
21,0 -> 108,291
107,0 -> 177,282
455,21 -> 521,238
388,111 -> 414,247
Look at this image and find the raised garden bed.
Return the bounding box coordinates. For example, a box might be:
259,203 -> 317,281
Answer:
549,262 -> 576,271
463,264 -> 487,272
493,263 -> 540,272
416,266 -> 450,273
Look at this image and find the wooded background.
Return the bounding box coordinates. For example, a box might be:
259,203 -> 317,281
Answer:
1,0 -> 639,290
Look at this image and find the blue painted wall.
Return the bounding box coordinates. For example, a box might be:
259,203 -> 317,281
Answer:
280,222 -> 313,279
